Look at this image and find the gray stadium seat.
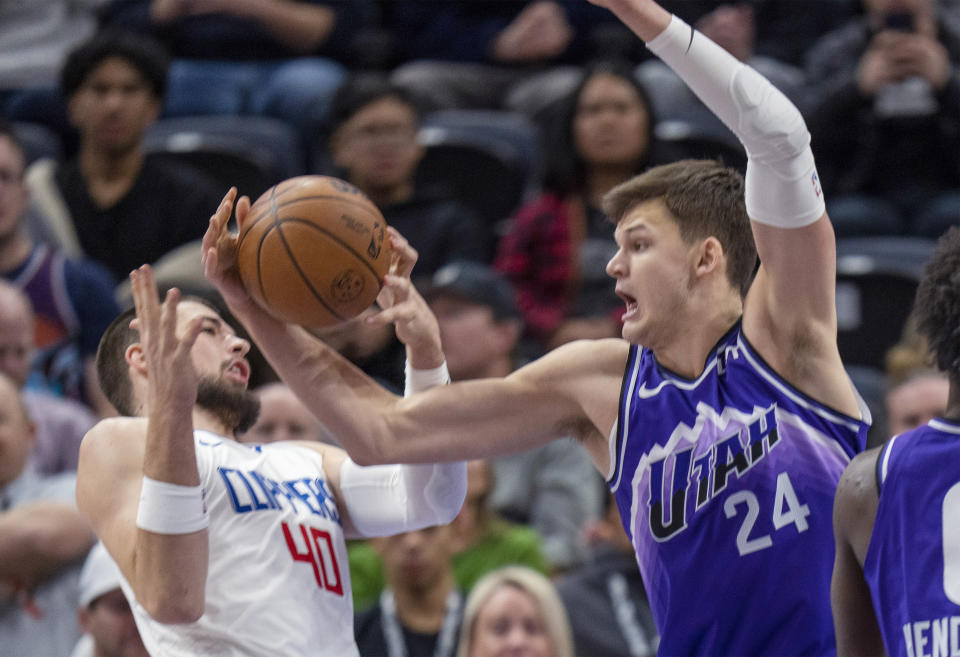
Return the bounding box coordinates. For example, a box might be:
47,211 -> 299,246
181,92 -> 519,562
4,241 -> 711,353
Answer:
415,109 -> 542,229
144,115 -> 306,201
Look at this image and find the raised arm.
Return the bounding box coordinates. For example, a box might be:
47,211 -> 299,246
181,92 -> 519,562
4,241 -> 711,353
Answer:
77,272 -> 210,624
595,0 -> 856,414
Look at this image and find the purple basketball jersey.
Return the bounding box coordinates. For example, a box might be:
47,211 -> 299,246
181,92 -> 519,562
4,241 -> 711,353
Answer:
864,419 -> 960,657
610,322 -> 867,655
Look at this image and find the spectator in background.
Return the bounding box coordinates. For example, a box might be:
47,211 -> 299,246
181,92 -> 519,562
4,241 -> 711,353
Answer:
455,565 -> 573,657
883,316 -> 949,438
349,459 -> 547,612
0,372 -> 96,656
886,368 -> 950,436
101,0 -> 370,151
0,122 -> 117,416
557,493 -> 659,657
495,62 -> 653,349
386,0 -> 644,117
0,0 -> 110,145
25,29 -> 223,283
327,74 -> 493,270
424,261 -> 604,570
805,0 -> 960,238
0,282 -> 98,474
354,525 -> 463,657
239,381 -> 335,445
70,542 -> 148,657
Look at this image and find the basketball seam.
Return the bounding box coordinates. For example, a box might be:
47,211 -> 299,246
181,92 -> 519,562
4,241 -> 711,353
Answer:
255,221 -> 348,323
276,217 -> 385,283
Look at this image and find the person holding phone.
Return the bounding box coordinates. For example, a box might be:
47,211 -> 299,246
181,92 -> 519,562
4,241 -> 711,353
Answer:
804,0 -> 960,238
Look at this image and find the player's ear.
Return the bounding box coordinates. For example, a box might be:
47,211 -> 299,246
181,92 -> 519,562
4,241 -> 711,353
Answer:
694,236 -> 724,278
125,342 -> 147,374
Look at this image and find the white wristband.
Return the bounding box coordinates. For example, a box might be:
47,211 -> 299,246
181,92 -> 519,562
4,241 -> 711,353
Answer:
404,360 -> 451,397
136,476 -> 209,534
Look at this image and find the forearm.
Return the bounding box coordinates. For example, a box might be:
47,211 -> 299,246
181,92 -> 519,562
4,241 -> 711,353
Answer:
134,396 -> 207,622
231,302 -> 401,460
0,503 -> 95,585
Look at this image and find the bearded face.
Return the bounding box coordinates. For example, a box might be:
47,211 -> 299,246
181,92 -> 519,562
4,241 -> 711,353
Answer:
196,376 -> 261,434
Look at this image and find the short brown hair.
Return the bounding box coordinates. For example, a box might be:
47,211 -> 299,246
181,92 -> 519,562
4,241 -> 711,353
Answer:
95,296 -> 221,416
603,159 -> 757,296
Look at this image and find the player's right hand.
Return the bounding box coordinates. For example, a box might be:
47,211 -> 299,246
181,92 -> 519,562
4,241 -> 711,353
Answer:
130,265 -> 202,413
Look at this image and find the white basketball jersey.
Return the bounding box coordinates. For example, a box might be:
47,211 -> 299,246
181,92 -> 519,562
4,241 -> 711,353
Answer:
123,431 -> 357,657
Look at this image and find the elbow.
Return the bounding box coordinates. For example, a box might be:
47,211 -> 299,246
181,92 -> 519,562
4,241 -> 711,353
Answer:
143,595 -> 204,625
346,418 -> 401,466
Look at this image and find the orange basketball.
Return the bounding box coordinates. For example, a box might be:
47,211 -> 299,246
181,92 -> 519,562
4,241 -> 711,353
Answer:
236,175 -> 392,328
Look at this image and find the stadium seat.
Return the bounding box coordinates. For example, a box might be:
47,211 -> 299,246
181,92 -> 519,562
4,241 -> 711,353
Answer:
835,236 -> 935,372
143,115 -> 306,200
415,109 -> 542,229
653,119 -> 747,171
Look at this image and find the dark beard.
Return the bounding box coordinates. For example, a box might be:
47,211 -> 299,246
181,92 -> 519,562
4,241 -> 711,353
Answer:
196,376 -> 261,434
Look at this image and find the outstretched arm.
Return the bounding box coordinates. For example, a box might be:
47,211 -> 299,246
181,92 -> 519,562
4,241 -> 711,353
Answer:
594,0 -> 857,415
202,190 -> 623,470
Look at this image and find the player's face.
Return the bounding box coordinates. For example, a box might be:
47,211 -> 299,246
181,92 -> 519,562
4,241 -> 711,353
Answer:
333,97 -> 423,193
0,136 -> 27,242
79,589 -> 149,657
573,72 -> 650,169
469,586 -> 555,657
67,57 -> 160,154
607,200 -> 698,347
176,301 -> 251,389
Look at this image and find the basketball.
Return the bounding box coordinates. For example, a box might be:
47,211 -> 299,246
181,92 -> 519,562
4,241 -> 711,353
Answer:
236,175 -> 392,328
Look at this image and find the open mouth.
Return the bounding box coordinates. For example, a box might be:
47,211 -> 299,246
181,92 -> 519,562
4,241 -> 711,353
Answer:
224,360 -> 250,385
616,289 -> 639,319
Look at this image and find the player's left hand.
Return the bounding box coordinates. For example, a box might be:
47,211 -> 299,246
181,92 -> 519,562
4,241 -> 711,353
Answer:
369,228 -> 444,369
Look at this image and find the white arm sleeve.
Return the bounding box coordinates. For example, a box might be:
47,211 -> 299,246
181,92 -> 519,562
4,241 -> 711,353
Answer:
646,15 -> 825,228
338,359 -> 467,537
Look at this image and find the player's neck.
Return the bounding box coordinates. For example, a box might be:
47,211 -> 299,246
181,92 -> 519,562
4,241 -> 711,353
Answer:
651,298 -> 741,379
392,570 -> 456,632
944,381 -> 960,423
192,407 -> 236,440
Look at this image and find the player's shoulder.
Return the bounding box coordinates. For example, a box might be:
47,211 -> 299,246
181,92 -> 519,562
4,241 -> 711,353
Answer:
79,417 -> 148,464
835,446 -> 882,514
530,337 -> 631,375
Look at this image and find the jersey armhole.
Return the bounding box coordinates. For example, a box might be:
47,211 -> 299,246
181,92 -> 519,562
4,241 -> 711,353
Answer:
608,344 -> 642,489
875,433 -> 902,495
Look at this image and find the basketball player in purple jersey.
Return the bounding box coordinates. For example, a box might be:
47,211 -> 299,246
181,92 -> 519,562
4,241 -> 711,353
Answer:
203,0 -> 868,652
832,227 -> 960,657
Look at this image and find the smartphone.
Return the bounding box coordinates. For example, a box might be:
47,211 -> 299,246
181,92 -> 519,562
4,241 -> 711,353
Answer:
884,11 -> 914,32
